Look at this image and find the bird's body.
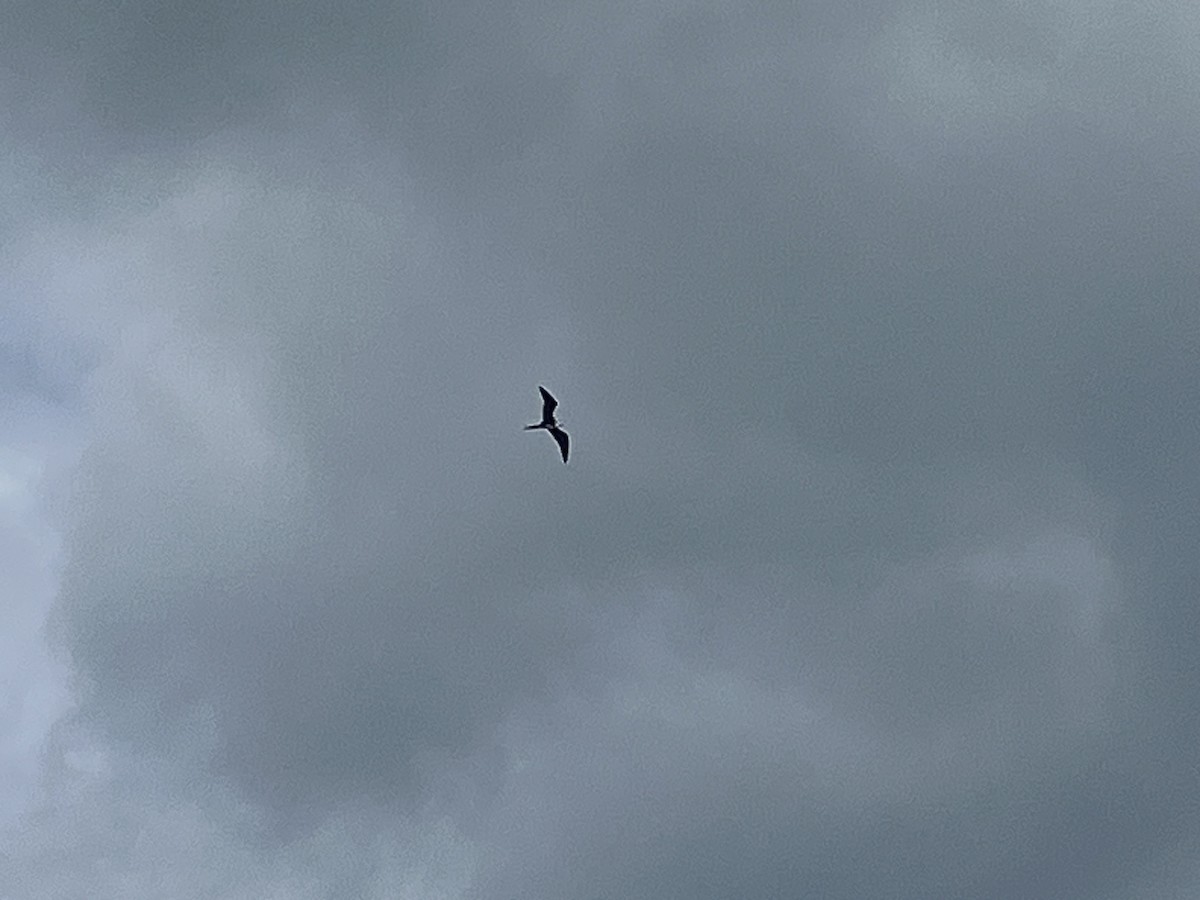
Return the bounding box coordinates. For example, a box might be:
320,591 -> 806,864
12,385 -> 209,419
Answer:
526,386 -> 569,462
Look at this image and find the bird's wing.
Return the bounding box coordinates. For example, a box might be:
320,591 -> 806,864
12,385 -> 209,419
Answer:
538,386 -> 558,421
549,427 -> 569,463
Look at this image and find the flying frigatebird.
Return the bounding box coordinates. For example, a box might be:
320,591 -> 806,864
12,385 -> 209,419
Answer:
525,386 -> 569,463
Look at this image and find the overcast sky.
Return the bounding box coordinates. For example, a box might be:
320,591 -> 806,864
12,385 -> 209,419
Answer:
3,1 -> 1200,897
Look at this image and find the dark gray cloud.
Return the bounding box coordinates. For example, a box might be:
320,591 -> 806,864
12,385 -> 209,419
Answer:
3,1 -> 1200,897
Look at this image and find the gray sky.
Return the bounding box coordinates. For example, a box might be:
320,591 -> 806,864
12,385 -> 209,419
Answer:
3,1 -> 1200,897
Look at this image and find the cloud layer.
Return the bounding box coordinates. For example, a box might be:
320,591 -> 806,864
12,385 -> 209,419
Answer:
4,1 -> 1200,897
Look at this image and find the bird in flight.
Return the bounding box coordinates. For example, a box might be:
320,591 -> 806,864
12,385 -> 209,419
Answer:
525,386 -> 569,463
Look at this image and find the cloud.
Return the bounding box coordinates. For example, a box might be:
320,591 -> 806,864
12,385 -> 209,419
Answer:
4,0 -> 1200,897
0,384 -> 76,832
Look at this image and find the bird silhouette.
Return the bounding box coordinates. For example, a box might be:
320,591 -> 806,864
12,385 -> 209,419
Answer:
524,385 -> 569,463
